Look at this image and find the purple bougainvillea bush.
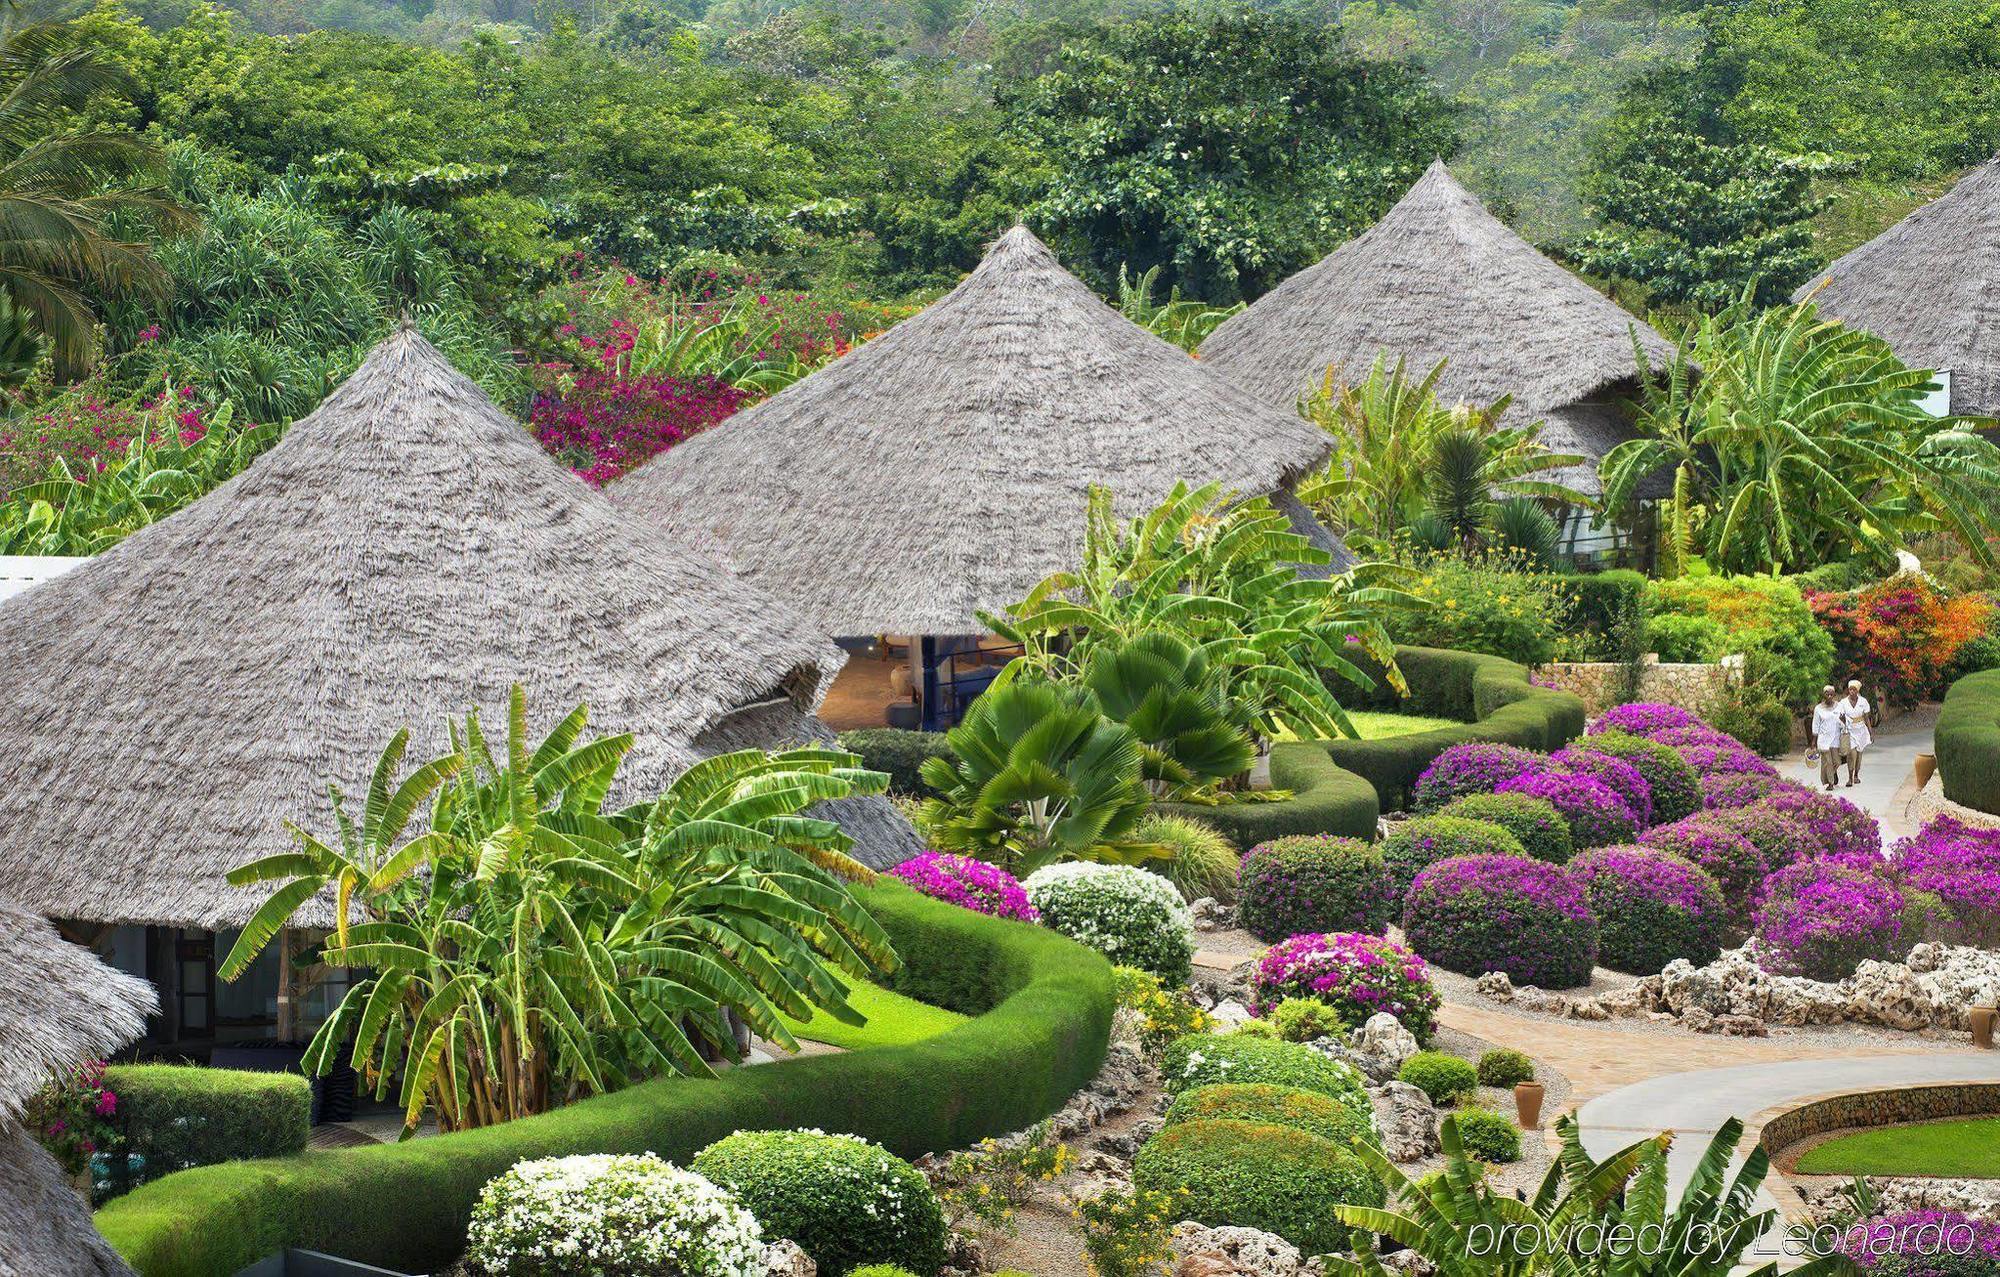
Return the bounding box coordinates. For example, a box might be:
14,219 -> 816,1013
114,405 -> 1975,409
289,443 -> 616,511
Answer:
1700,804 -> 1817,875
1753,860 -> 1907,981
1379,815 -> 1529,901
1236,836 -> 1395,942
1891,817 -> 2000,946
1494,770 -> 1637,849
1755,781 -> 1883,860
1402,854 -> 1599,988
1840,1210 -> 2000,1277
1568,846 -> 1728,974
1587,703 -> 1706,739
1564,731 -> 1703,825
889,852 -> 1039,923
1250,932 -> 1441,1043
1638,815 -> 1770,914
1699,771 -> 1777,811
1411,742 -> 1548,813
1550,746 -> 1654,829
1671,735 -> 1780,780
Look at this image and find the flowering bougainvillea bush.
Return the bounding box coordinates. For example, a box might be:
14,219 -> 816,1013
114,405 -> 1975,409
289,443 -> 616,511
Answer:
1810,574 -> 1994,708
1699,770 -> 1777,810
694,1130 -> 946,1277
1588,702 -> 1704,739
1160,1034 -> 1368,1112
1249,932 -> 1440,1042
1568,846 -> 1728,974
1890,817 -> 2000,946
528,362 -> 746,486
1236,836 -> 1394,941
1570,731 -> 1703,825
27,1058 -> 119,1178
1700,804 -> 1816,874
1379,815 -> 1528,899
466,1153 -> 764,1277
1753,860 -> 1908,981
1668,732 -> 1781,779
1436,793 -> 1573,864
1402,853 -> 1599,988
1638,814 -> 1770,912
888,852 -> 1039,923
1495,770 -> 1637,849
1839,1209 -> 2000,1276
1549,746 -> 1654,829
1411,742 -> 1546,812
1756,780 -> 1883,860
1023,862 -> 1195,983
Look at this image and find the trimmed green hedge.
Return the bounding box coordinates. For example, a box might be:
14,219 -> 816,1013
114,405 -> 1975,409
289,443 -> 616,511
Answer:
1154,741 -> 1380,846
95,884 -> 1115,1277
103,1065 -> 310,1197
835,729 -> 956,797
1937,669 -> 2000,816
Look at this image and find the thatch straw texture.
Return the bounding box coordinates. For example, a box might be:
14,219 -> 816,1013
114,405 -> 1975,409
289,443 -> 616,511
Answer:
1,1124 -> 139,1276
0,904 -> 154,1122
608,225 -> 1335,636
1801,153 -> 2000,417
1201,161 -> 1676,494
0,329 -> 919,928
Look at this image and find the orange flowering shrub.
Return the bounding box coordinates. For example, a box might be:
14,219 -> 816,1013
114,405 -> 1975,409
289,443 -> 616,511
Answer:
1808,574 -> 1991,708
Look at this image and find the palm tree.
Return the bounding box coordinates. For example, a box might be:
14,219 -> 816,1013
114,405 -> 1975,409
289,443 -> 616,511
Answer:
0,21 -> 192,377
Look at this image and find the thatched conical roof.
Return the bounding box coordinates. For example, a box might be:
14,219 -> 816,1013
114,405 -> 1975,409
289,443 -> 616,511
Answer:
0,904 -> 152,1277
1201,161 -> 1677,494
608,226 -> 1338,636
0,330 -> 919,931
1801,154 -> 2000,416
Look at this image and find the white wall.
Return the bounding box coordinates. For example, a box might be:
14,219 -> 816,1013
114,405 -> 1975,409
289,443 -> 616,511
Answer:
0,555 -> 86,605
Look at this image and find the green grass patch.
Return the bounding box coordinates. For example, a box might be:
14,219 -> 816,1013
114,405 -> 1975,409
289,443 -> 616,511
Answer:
1276,711 -> 1461,743
775,972 -> 967,1050
1795,1116 -> 2000,1178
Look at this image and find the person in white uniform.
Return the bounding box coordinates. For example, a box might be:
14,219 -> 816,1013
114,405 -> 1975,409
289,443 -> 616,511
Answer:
1811,685 -> 1846,791
1840,679 -> 1873,787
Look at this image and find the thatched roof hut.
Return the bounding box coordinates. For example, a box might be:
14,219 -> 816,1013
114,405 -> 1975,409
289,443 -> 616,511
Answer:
0,330 -> 920,932
608,225 -> 1340,636
1801,153 -> 2000,417
1200,161 -> 1677,495
0,902 -> 154,1277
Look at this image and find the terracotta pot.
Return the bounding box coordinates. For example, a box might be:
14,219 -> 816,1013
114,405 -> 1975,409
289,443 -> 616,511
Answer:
1914,751 -> 1937,789
1973,1006 -> 1998,1050
1514,1080 -> 1545,1130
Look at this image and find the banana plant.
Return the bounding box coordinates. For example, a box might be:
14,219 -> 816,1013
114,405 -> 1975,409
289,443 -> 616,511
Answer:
1114,262 -> 1243,352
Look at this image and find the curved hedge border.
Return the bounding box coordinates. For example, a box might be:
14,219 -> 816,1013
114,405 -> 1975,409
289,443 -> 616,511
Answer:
1155,741 -> 1381,846
95,884 -> 1115,1277
1936,669 -> 2000,816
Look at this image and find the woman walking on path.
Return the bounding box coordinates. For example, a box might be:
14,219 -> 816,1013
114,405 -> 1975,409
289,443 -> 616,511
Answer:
1840,679 -> 1874,787
1811,685 -> 1847,792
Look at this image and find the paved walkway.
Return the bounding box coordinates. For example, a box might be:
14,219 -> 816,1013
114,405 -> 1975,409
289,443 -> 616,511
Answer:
1779,706 -> 1936,843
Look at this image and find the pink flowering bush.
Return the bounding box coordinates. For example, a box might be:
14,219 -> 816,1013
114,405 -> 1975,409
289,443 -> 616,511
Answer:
1671,735 -> 1779,779
1700,804 -> 1817,874
1568,846 -> 1728,974
1236,836 -> 1394,942
889,852 -> 1039,923
1403,854 -> 1599,988
1568,731 -> 1702,824
1588,703 -> 1704,738
1639,814 -> 1770,913
1410,742 -> 1546,812
1699,771 -> 1776,810
1495,770 -> 1637,849
27,1058 -> 119,1178
1890,817 -> 2000,946
1840,1209 -> 2000,1276
1,381 -> 219,494
1250,932 -> 1441,1043
1754,860 -> 1907,981
1550,746 -> 1654,829
1755,781 -> 1883,859
529,363 -> 746,485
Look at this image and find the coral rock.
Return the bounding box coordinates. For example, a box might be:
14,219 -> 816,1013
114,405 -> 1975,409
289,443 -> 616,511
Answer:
759,1241 -> 815,1277
1352,1013 -> 1421,1075
1379,1080 -> 1440,1163
1171,1222 -> 1309,1277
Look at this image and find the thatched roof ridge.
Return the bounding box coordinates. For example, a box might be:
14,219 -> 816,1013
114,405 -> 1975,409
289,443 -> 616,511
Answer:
1801,153 -> 2000,416
0,904 -> 154,1122
0,329 -> 919,929
1200,161 -> 1676,491
608,225 -> 1336,636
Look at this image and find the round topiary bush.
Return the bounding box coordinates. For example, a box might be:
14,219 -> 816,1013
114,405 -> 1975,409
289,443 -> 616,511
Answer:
466,1153 -> 764,1277
1249,932 -> 1441,1043
1452,1108 -> 1522,1164
692,1130 -> 946,1277
1638,815 -> 1769,910
1569,731 -> 1702,825
889,852 -> 1039,923
1892,816 -> 2000,947
1163,1082 -> 1376,1148
1236,835 -> 1393,942
1588,703 -> 1707,739
1160,1033 -> 1368,1111
1380,816 -> 1528,900
1755,781 -> 1883,860
1411,742 -> 1547,813
1476,1049 -> 1534,1089
1701,804 -> 1816,873
1132,1118 -> 1383,1255
1699,771 -> 1777,811
1403,854 -> 1599,988
1549,747 -> 1654,830
1436,793 -> 1573,865
1753,861 -> 1909,982
1494,771 -> 1637,849
1568,845 -> 1728,975
1667,732 -> 1780,780
1022,862 -> 1195,984
1396,1051 -> 1477,1106
847,1269 -> 919,1277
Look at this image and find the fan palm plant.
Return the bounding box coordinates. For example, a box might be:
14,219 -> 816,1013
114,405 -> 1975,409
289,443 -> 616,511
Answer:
1080,632 -> 1256,801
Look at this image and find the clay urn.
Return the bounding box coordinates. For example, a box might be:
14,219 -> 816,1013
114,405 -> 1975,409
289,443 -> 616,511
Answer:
1514,1080 -> 1546,1129
1973,1005 -> 1998,1050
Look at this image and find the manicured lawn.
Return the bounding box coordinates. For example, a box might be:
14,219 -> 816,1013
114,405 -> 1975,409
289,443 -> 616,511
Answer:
774,972 -> 967,1049
1278,710 -> 1460,743
1795,1116 -> 2000,1178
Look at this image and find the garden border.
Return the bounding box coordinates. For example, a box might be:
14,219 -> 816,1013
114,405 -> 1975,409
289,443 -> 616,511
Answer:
1935,669 -> 2000,817
93,883 -> 1116,1277
1758,1083 -> 2000,1161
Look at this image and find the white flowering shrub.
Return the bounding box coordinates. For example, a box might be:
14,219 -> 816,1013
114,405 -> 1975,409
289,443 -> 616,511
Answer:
1023,862 -> 1196,983
466,1153 -> 764,1277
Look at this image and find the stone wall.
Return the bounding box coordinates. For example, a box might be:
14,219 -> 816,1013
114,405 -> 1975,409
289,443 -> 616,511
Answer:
1761,1084 -> 2000,1158
1539,654 -> 1743,717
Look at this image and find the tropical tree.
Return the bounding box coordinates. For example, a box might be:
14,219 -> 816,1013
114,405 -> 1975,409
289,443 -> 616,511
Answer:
1112,263 -> 1241,354
220,687 -> 896,1136
1601,291 -> 2000,575
0,21 -> 192,377
1080,633 -> 1256,802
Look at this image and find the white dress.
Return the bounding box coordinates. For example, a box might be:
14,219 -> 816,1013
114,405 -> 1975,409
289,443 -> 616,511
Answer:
1812,703 -> 1845,753
1840,695 -> 1873,753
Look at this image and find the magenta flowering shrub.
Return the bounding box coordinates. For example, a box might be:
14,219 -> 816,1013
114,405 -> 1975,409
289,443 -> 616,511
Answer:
1638,815 -> 1769,912
1699,771 -> 1776,810
1403,854 -> 1599,988
1494,770 -> 1637,849
889,852 -> 1039,923
1249,932 -> 1440,1043
1671,736 -> 1779,779
1568,846 -> 1727,974
529,365 -> 747,485
1568,731 -> 1703,824
1753,860 -> 1907,981
1890,817 -> 2000,946
1700,805 -> 1817,874
27,1058 -> 119,1177
1410,742 -> 1546,812
1,382 -> 219,494
1588,703 -> 1704,738
1379,816 -> 1528,900
1550,746 -> 1654,829
1237,836 -> 1394,942
1756,781 -> 1883,859
1840,1209 -> 2000,1276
